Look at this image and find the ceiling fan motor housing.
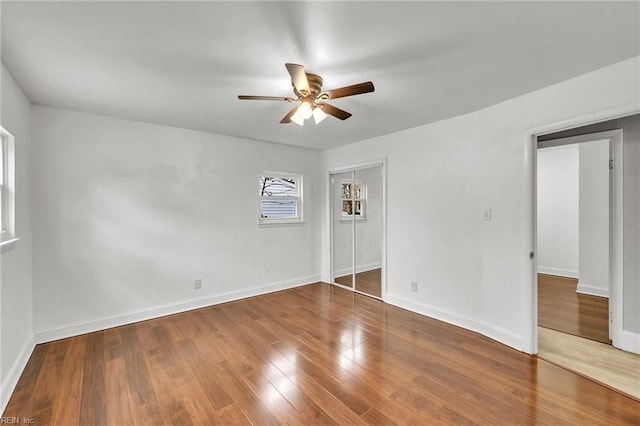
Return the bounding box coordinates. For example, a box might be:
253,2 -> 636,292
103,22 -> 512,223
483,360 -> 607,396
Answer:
294,73 -> 323,99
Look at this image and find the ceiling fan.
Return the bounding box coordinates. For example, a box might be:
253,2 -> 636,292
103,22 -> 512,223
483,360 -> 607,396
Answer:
238,63 -> 375,126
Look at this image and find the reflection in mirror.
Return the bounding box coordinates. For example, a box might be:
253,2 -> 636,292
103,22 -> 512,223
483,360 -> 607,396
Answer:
354,166 -> 382,297
333,171 -> 354,288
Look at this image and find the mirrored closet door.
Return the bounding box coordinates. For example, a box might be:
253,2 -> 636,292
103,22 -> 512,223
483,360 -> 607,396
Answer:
331,163 -> 384,298
332,171 -> 355,289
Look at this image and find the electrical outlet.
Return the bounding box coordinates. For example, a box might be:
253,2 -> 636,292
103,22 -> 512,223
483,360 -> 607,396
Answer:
481,208 -> 492,221
194,279 -> 202,289
411,281 -> 418,292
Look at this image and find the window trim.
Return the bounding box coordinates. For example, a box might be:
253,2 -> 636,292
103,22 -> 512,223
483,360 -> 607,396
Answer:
258,172 -> 304,226
0,126 -> 19,253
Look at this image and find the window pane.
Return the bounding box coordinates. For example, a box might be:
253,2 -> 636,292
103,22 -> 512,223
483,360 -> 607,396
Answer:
354,183 -> 361,199
260,198 -> 297,218
342,200 -> 352,215
342,183 -> 351,199
259,176 -> 296,197
354,201 -> 362,215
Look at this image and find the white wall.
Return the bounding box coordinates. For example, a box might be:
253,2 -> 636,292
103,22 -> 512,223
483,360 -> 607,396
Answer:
0,62 -> 34,412
578,140 -> 610,297
537,145 -> 579,278
31,106 -> 321,342
321,56 -> 640,351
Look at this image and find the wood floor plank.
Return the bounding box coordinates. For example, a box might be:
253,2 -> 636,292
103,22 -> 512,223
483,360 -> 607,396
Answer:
104,356 -> 135,425
4,283 -> 639,425
79,333 -> 106,426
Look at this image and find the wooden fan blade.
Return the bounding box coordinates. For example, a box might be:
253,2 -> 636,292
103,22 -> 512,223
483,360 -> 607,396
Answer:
285,63 -> 310,94
280,106 -> 299,124
325,81 -> 375,100
320,103 -> 352,120
238,95 -> 295,102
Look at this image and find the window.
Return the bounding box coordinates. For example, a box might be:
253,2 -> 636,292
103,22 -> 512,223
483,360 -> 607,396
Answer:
0,126 -> 18,252
341,179 -> 366,220
0,130 -> 5,231
258,173 -> 303,224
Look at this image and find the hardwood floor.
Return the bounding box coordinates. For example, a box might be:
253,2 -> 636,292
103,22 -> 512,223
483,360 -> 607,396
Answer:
538,273 -> 610,343
5,283 -> 639,425
335,268 -> 382,298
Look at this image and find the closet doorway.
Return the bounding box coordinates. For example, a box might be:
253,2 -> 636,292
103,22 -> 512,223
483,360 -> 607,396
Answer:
330,161 -> 385,299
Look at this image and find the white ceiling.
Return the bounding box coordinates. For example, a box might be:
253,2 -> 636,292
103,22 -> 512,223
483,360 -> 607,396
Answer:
2,1 -> 639,150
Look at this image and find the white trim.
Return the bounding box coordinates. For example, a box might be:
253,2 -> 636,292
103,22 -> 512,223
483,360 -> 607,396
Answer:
537,131 -> 619,149
536,266 -> 578,279
616,329 -> 640,354
610,130 -> 624,347
576,282 -> 609,298
33,275 -> 319,344
1,335 -> 35,416
524,101 -> 639,355
386,294 -> 524,351
0,237 -> 20,253
257,218 -> 305,227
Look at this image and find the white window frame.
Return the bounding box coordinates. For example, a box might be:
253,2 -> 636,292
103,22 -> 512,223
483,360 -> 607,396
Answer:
0,126 -> 19,252
258,172 -> 304,225
341,178 -> 367,221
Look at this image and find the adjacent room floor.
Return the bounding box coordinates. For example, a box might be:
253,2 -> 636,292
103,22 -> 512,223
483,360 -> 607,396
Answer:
537,273 -> 639,402
538,327 -> 640,400
5,283 -> 639,424
537,273 -> 609,344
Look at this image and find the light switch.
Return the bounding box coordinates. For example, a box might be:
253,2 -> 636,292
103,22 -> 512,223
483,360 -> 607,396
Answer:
482,208 -> 492,221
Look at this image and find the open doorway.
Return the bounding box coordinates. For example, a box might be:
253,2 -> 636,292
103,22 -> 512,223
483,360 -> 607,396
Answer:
537,139 -> 611,344
534,119 -> 640,400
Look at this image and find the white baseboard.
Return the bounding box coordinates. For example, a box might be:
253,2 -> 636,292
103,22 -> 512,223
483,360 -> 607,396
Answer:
537,266 -> 578,278
334,262 -> 381,278
576,282 -> 609,298
385,294 -> 524,352
615,329 -> 640,355
34,275 -> 320,344
1,335 -> 35,416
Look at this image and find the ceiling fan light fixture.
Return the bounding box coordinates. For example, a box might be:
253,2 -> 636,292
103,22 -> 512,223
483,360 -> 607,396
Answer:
290,112 -> 304,126
238,63 -> 375,126
297,101 -> 313,119
313,106 -> 328,124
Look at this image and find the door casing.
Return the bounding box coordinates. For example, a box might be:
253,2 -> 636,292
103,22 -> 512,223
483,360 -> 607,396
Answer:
523,101 -> 639,355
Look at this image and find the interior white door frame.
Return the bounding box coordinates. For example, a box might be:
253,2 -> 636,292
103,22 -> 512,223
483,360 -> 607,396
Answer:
522,101 -> 639,355
328,159 -> 387,300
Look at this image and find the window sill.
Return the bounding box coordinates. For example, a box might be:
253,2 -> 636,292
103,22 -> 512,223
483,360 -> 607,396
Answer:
258,219 -> 305,227
0,237 -> 20,253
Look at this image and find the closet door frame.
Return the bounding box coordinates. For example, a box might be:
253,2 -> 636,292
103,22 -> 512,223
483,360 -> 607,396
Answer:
328,159 -> 387,300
